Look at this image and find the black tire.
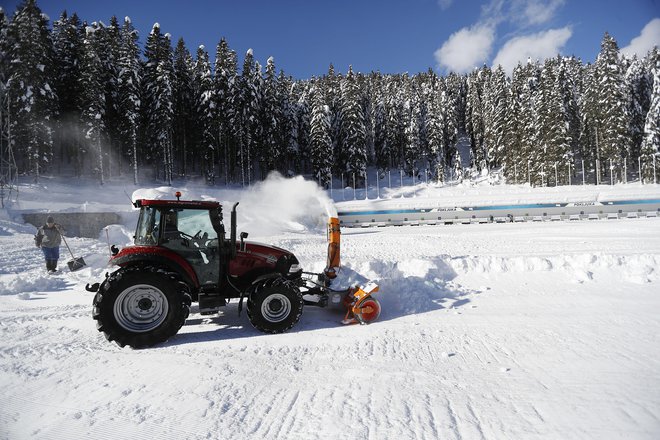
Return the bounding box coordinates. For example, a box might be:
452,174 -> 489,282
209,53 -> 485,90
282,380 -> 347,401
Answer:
92,266 -> 192,348
247,277 -> 303,333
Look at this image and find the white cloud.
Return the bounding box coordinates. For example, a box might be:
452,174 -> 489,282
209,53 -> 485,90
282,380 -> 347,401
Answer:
493,26 -> 572,74
435,25 -> 496,73
620,18 -> 660,58
516,0 -> 565,26
437,0 -> 454,10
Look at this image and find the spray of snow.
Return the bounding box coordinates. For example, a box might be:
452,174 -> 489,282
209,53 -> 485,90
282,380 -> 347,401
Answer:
233,172 -> 336,237
130,173 -> 336,237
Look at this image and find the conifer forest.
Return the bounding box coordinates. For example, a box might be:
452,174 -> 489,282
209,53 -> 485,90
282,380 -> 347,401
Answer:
1,0 -> 659,187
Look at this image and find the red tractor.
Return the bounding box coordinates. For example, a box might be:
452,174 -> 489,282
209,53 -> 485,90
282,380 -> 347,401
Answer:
87,193 -> 380,348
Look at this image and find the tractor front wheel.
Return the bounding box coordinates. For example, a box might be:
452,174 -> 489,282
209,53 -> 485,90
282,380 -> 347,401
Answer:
92,266 -> 191,348
247,277 -> 303,333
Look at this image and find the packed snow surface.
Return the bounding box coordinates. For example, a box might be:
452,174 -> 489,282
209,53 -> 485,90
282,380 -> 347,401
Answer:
1,176 -> 659,439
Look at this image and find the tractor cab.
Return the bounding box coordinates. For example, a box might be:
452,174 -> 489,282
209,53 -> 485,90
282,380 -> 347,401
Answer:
131,198 -> 228,288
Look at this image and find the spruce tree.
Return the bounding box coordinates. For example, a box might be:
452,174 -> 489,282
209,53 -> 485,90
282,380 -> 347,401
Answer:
340,66 -> 367,183
640,48 -> 660,183
172,38 -> 194,177
237,49 -> 260,185
371,73 -> 390,173
276,70 -> 296,173
52,11 -> 84,170
309,85 -> 333,185
483,65 -> 508,171
143,23 -> 174,184
5,0 -> 57,180
425,76 -> 445,182
79,23 -> 106,184
594,33 -> 630,182
465,68 -> 487,172
193,45 -> 215,183
214,38 -> 237,181
116,16 -> 141,184
626,55 -> 653,163
259,56 -> 280,176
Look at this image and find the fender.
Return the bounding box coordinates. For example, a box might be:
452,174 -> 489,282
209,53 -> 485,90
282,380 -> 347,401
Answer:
110,246 -> 200,288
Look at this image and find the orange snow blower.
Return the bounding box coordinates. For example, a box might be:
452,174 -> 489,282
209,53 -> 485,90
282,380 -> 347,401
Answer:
299,217 -> 382,325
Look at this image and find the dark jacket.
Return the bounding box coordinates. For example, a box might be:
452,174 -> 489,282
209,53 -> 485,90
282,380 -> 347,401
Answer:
35,224 -> 63,248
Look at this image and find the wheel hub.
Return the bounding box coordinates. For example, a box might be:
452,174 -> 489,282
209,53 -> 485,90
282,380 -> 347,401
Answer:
114,284 -> 169,333
261,293 -> 291,323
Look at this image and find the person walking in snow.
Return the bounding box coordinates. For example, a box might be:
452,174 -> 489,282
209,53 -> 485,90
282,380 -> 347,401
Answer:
35,216 -> 63,273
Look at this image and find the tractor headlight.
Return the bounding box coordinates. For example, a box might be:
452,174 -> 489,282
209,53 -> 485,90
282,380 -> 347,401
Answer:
288,263 -> 302,274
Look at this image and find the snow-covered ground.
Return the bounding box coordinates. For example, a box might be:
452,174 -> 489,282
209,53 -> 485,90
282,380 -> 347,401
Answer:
1,175 -> 660,439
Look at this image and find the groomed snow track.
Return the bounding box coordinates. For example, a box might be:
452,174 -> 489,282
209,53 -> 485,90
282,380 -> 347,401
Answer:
338,198 -> 660,228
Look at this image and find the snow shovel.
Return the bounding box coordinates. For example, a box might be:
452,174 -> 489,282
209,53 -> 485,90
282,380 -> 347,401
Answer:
59,229 -> 86,272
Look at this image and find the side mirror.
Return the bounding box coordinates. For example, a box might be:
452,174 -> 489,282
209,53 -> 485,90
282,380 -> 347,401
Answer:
240,232 -> 248,252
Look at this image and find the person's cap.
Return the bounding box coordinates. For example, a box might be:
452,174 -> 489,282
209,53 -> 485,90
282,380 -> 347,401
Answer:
46,216 -> 54,223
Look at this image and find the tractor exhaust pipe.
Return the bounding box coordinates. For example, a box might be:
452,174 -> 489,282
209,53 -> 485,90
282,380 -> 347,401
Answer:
230,202 -> 239,259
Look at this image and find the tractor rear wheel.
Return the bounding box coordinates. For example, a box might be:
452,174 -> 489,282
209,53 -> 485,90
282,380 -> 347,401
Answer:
247,277 -> 303,333
92,266 -> 191,348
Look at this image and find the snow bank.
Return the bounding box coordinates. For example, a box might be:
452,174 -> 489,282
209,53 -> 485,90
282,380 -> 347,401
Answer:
0,272 -> 71,296
331,251 -> 659,320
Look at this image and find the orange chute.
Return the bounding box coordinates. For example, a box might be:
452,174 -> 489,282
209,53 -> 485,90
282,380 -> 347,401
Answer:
324,217 -> 341,279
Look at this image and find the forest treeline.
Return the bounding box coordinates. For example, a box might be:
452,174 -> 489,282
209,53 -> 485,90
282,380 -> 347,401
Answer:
1,0 -> 659,186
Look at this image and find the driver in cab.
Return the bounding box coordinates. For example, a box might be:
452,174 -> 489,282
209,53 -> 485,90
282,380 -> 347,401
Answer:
162,210 -> 181,242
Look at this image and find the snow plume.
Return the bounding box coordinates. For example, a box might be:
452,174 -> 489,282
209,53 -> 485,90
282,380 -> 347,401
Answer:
621,18 -> 660,58
234,172 -> 336,237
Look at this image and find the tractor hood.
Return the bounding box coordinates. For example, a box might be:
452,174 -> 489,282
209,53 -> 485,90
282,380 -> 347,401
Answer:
232,241 -> 302,278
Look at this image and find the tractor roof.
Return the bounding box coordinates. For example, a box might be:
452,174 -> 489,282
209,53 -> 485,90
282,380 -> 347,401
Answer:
134,199 -> 221,210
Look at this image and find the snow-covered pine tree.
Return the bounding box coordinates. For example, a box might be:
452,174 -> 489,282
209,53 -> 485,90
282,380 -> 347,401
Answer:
143,24 -> 175,184
594,33 -> 630,182
99,16 -> 121,177
370,73 -> 389,173
340,66 -> 367,184
5,0 -> 57,181
52,11 -> 84,171
213,38 -> 238,181
172,38 -> 194,177
401,79 -> 420,175
193,45 -> 216,183
483,65 -> 508,171
426,74 -> 445,182
294,81 -> 311,174
561,57 -> 583,167
504,63 -> 524,182
325,64 -> 344,174
536,57 -> 572,185
79,23 -> 106,184
0,8 -> 8,83
640,48 -> 660,183
259,56 -> 280,176
309,85 -> 333,186
116,16 -> 141,184
237,48 -> 260,185
385,75 -> 404,170
276,70 -> 296,173
465,68 -> 487,172
521,59 -> 542,185
625,55 -> 653,163
443,73 -> 464,177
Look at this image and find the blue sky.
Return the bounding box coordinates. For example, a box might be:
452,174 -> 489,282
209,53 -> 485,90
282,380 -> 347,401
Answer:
3,0 -> 659,77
